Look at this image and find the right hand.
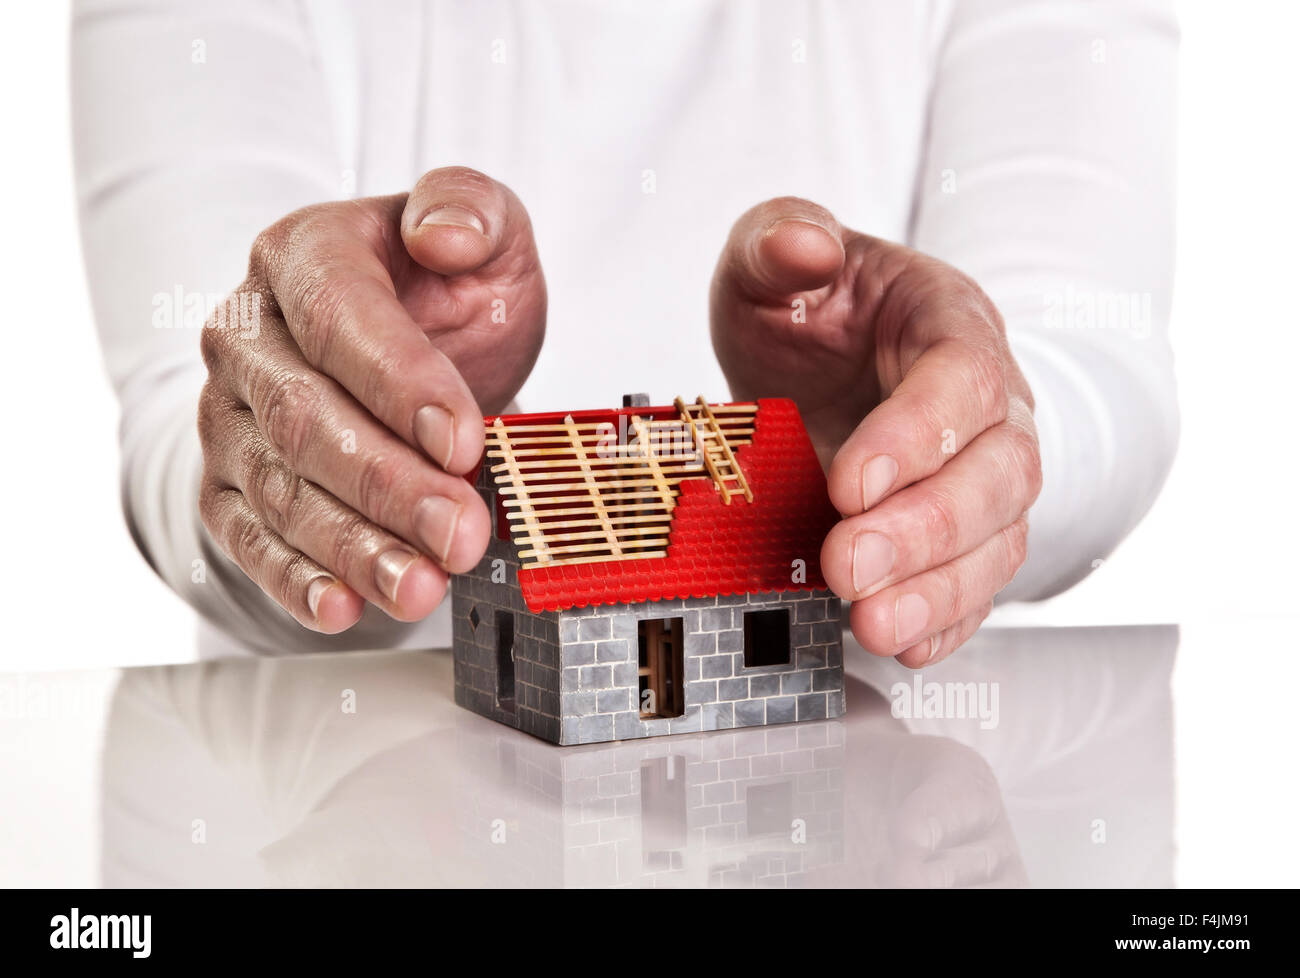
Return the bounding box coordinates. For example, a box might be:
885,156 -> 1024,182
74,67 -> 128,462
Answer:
198,167 -> 546,633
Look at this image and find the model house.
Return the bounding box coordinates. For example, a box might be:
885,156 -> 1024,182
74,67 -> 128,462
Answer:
451,394 -> 844,745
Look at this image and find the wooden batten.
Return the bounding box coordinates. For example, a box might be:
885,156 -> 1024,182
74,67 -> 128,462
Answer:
486,397 -> 756,569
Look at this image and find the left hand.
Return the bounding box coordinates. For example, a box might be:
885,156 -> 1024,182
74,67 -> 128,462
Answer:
711,197 -> 1042,668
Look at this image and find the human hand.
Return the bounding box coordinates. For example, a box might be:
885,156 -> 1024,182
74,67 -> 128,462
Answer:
711,198 -> 1040,667
198,167 -> 546,633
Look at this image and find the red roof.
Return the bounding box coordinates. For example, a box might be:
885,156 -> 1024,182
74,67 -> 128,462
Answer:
483,398 -> 837,613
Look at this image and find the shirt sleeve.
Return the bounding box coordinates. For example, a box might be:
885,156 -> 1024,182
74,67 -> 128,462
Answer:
72,0 -> 444,652
908,0 -> 1180,601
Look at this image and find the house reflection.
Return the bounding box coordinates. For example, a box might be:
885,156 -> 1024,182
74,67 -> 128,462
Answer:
451,712 -> 848,887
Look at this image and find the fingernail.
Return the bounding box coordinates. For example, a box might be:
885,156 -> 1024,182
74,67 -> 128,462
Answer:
414,404 -> 456,469
895,592 -> 931,646
764,216 -> 834,237
418,205 -> 485,234
850,532 -> 895,593
415,496 -> 462,566
307,576 -> 335,618
375,550 -> 419,604
926,633 -> 942,663
861,454 -> 898,510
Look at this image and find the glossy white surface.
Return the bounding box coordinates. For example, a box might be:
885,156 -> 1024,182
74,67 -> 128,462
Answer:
70,625 -> 1176,887
8,621 -> 1300,887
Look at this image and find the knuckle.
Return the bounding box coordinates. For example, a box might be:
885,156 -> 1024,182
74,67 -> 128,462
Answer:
328,512 -> 380,574
935,560 -> 967,621
1004,518 -> 1031,575
290,265 -> 358,363
918,489 -> 962,561
360,347 -> 407,421
910,395 -> 950,458
198,315 -> 227,372
230,504 -> 274,569
1003,421 -> 1043,503
249,220 -> 292,275
293,264 -> 342,322
956,274 -> 1006,334
200,281 -> 271,376
272,549 -> 313,606
256,368 -> 325,463
197,478 -> 224,534
251,203 -> 343,285
966,345 -> 1009,425
247,449 -> 305,537
355,451 -> 404,522
196,383 -> 223,453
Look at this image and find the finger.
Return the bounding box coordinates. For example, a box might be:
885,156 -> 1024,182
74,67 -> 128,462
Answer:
848,518 -> 1028,657
202,394 -> 449,621
713,196 -> 847,306
891,745 -> 1007,853
400,165 -> 539,278
827,337 -> 1015,515
227,327 -> 491,573
252,208 -> 484,475
895,601 -> 995,670
198,479 -> 364,633
820,402 -> 1041,601
881,738 -> 1020,887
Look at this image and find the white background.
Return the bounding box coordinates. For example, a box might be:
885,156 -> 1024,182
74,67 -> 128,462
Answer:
0,2 -> 1297,887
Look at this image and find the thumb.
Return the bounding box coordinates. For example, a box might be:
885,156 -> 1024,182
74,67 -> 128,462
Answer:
400,165 -> 536,277
713,196 -> 846,305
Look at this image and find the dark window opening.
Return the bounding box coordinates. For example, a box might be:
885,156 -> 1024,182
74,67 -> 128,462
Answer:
743,609 -> 791,667
494,491 -> 512,541
469,606 -> 481,632
496,611 -> 516,707
638,618 -> 684,718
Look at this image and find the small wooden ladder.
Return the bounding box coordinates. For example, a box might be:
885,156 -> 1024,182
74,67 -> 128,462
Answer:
674,395 -> 754,505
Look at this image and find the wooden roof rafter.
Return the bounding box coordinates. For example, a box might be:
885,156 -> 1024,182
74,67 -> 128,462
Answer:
485,399 -> 758,569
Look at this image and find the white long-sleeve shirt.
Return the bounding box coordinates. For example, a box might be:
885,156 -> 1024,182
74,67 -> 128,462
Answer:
71,0 -> 1179,654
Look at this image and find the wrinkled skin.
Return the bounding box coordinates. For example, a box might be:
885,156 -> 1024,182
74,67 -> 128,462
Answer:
198,167 -> 546,632
711,197 -> 1041,667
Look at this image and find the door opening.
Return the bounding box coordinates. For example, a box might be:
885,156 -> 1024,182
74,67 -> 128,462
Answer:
496,611 -> 516,707
638,617 -> 684,718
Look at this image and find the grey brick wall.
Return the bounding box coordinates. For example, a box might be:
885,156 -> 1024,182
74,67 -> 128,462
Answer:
451,466 -> 563,744
558,589 -> 844,745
